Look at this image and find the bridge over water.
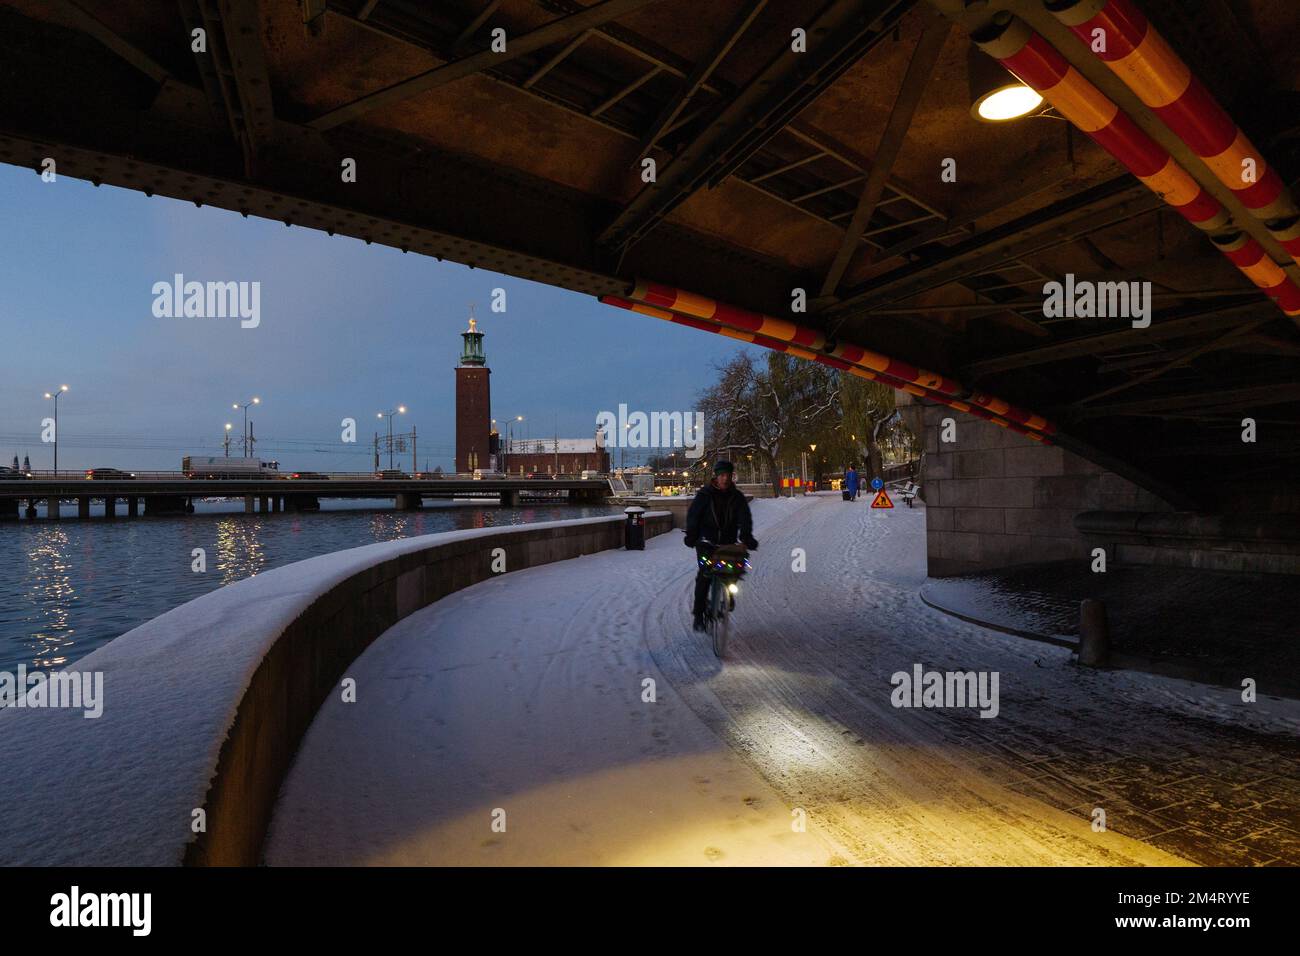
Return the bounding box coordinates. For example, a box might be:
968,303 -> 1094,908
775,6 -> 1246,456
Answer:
0,475 -> 610,518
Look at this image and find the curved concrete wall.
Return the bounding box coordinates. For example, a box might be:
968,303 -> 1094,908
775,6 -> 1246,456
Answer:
0,512 -> 671,867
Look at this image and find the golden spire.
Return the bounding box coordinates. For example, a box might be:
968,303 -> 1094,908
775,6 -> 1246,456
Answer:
467,303 -> 477,332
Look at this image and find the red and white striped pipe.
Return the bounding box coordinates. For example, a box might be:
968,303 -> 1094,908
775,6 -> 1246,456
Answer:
1044,0 -> 1300,263
600,282 -> 1058,443
971,13 -> 1300,320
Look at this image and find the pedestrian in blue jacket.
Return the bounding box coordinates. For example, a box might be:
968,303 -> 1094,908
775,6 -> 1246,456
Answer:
845,465 -> 860,500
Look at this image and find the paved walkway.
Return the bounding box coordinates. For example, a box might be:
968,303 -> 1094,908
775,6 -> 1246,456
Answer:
266,495 -> 1300,865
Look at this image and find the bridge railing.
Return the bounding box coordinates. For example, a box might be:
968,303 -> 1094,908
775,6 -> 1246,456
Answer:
5,471 -> 611,482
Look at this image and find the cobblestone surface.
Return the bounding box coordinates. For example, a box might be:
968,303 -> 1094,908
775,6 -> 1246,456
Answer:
921,561 -> 1300,696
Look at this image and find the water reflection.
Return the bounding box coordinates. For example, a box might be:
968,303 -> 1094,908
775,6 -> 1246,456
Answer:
216,517 -> 268,585
22,527 -> 77,667
1,501 -> 622,671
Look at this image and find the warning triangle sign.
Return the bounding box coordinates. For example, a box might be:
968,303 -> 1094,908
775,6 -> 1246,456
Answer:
870,487 -> 894,509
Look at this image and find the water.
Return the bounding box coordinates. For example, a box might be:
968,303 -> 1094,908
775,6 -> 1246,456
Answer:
0,499 -> 623,671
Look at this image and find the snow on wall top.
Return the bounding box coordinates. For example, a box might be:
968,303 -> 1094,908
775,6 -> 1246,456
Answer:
0,513 -> 666,866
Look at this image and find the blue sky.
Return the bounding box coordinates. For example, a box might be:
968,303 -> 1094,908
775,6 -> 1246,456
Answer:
0,164 -> 761,472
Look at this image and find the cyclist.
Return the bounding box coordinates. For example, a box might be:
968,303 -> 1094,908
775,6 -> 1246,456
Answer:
684,460 -> 758,631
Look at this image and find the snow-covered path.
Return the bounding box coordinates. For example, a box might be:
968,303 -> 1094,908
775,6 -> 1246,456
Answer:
266,494 -> 1300,866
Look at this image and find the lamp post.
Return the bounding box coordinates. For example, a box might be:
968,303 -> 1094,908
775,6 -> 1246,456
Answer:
504,415 -> 524,476
43,385 -> 68,475
233,397 -> 260,457
224,423 -> 233,457
377,406 -> 407,470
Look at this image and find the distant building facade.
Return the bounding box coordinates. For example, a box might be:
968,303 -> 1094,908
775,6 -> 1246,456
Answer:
502,435 -> 610,476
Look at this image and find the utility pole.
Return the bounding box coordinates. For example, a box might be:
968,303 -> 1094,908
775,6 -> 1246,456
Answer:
412,426 -> 417,474
248,422 -> 256,459
373,432 -> 380,471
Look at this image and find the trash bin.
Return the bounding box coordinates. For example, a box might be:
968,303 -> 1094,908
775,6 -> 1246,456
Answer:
623,506 -> 646,550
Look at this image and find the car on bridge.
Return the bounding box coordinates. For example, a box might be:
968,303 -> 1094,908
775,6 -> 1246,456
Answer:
376,469 -> 410,479
85,468 -> 135,480
0,466 -> 29,480
285,471 -> 330,480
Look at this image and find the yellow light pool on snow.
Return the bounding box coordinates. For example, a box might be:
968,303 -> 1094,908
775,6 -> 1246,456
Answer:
974,83 -> 1043,121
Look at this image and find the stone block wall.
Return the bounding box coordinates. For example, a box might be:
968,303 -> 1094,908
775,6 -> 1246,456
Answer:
920,402 -> 1169,577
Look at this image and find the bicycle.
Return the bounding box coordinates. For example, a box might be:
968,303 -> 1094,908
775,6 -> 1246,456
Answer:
697,540 -> 751,658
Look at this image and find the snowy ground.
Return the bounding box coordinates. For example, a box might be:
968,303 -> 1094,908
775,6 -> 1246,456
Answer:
266,494 -> 1300,866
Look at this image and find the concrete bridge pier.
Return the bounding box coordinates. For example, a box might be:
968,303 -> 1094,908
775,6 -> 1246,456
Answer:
395,493 -> 422,511
47,496 -> 60,519
245,496 -> 255,514
145,495 -> 188,516
272,496 -> 282,513
25,500 -> 37,519
500,490 -> 520,507
104,495 -> 116,518
78,496 -> 90,519
127,497 -> 138,517
259,496 -> 270,513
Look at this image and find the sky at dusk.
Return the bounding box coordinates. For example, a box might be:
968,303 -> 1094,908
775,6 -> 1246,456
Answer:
0,164 -> 765,473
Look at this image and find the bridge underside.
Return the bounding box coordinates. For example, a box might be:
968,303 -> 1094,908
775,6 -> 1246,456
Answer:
3,0 -> 1299,508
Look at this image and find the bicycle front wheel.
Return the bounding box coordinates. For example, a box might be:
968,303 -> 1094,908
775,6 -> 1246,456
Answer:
710,579 -> 729,659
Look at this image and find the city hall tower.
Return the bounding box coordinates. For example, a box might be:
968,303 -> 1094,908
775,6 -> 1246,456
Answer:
455,312 -> 492,473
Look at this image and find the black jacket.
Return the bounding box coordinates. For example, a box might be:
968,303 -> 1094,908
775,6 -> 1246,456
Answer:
684,482 -> 754,547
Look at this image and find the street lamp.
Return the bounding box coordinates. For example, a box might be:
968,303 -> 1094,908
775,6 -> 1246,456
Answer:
224,423 -> 234,457
377,406 -> 406,470
233,397 -> 260,457
504,415 -> 524,475
43,385 -> 68,474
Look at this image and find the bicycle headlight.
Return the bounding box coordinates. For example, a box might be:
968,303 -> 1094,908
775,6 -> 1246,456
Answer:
727,583 -> 739,595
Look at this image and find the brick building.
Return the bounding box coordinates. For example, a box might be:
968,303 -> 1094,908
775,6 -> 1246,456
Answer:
454,315 -> 491,473
501,435 -> 610,476
454,317 -> 610,476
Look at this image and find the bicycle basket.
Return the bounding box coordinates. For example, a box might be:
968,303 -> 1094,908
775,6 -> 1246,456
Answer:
700,543 -> 750,577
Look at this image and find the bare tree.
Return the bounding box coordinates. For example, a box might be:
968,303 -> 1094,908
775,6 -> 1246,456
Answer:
699,352 -> 840,497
